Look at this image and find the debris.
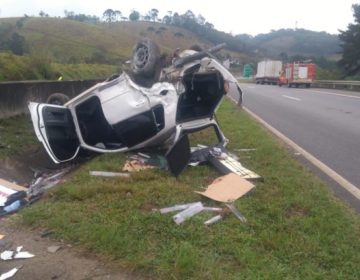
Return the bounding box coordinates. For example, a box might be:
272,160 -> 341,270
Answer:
225,203 -> 247,223
28,168 -> 71,198
89,171 -> 130,178
0,266 -> 21,280
1,246 -> 35,260
0,235 -> 4,240
173,202 -> 204,225
137,152 -> 151,159
122,160 -> 155,172
235,148 -> 257,152
3,200 -> 21,213
40,230 -> 55,238
47,245 -> 61,253
209,149 -> 262,181
203,207 -> 223,212
195,173 -> 255,203
0,179 -> 27,207
159,202 -> 198,214
204,215 -> 223,225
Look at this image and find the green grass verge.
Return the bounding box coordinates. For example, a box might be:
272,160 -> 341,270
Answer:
0,114 -> 38,158
21,99 -> 360,279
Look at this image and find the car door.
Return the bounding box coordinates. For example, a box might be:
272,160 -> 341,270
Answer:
28,102 -> 80,163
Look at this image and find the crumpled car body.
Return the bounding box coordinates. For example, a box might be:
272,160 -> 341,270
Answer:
28,42 -> 242,173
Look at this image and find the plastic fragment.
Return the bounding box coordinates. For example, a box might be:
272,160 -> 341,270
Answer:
89,171 -> 130,178
159,202 -> 198,214
225,203 -> 247,223
172,202 -> 204,225
204,215 -> 223,225
0,267 -> 21,280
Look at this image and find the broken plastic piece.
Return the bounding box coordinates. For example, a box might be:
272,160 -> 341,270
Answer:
203,207 -> 223,212
225,203 -> 247,223
172,202 -> 204,225
159,202 -> 198,214
89,171 -> 130,178
1,250 -> 13,260
0,267 -> 21,280
3,200 -> 21,213
204,215 -> 223,225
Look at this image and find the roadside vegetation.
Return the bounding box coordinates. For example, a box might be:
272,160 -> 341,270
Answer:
0,114 -> 38,158
20,100 -> 360,279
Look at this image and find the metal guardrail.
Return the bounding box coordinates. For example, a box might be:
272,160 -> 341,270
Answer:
313,80 -> 360,91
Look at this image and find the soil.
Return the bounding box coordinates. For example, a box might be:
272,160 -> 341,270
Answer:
0,149 -> 146,280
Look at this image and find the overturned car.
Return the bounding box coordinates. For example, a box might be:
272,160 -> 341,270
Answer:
29,40 -> 243,175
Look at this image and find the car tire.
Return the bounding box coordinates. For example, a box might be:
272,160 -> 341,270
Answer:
131,38 -> 160,77
46,93 -> 70,105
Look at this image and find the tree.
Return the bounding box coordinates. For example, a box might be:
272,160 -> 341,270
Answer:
339,4 -> 360,76
103,9 -> 116,24
129,10 -> 140,21
149,9 -> 159,22
114,10 -> 122,21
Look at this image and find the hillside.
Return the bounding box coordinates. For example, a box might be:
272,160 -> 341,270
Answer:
0,17 -> 343,81
237,29 -> 341,59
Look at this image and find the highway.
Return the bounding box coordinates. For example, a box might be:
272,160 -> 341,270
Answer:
230,84 -> 360,209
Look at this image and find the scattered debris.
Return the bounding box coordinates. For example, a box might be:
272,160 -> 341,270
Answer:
122,160 -> 156,172
235,148 -> 257,152
173,202 -> 204,225
0,246 -> 34,260
47,245 -> 61,253
0,266 -> 21,280
89,171 -> 130,178
225,203 -> 247,223
195,173 -> 255,203
159,202 -> 198,214
204,214 -> 223,225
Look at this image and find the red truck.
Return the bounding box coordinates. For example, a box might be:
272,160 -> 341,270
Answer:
278,63 -> 316,88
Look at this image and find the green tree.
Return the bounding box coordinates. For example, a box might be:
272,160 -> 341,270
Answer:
129,10 -> 140,21
149,9 -> 159,22
339,4 -> 360,76
103,9 -> 116,24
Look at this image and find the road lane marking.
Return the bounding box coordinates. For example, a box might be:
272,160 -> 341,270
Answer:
302,89 -> 360,99
282,95 -> 301,101
227,95 -> 360,201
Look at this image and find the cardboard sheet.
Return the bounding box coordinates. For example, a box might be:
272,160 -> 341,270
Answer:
195,173 -> 255,203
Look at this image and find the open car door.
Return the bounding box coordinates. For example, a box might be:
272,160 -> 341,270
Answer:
28,102 -> 80,163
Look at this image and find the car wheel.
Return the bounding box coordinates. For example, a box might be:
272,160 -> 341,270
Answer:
131,38 -> 160,77
46,93 -> 70,105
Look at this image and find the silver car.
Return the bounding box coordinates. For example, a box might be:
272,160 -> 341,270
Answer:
28,40 -> 242,175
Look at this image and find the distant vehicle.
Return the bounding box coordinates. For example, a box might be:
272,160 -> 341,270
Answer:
255,60 -> 282,85
278,63 -> 316,88
28,40 -> 243,175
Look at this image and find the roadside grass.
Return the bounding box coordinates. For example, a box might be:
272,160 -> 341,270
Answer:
0,114 -> 38,158
21,99 -> 360,279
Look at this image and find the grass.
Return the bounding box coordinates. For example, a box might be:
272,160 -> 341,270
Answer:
0,114 -> 38,158
20,99 -> 360,279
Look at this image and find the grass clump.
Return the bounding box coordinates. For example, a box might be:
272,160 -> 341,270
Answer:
0,114 -> 38,158
21,99 -> 360,279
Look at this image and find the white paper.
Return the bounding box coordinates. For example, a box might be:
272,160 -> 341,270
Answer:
0,267 -> 20,280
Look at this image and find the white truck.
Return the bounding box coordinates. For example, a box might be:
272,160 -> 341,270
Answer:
255,60 -> 282,85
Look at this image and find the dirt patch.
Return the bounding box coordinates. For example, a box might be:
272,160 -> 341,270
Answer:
0,218 -> 146,280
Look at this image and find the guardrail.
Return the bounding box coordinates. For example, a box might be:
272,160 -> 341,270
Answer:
311,80 -> 360,91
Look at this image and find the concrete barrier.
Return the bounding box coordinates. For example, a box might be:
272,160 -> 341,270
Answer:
0,79 -> 102,119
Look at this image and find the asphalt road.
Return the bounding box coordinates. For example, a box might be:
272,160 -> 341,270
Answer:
230,84 -> 360,208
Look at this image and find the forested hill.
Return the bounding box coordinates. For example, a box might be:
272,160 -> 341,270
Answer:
236,29 -> 341,59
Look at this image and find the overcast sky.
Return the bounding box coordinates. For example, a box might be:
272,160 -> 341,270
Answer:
0,0 -> 357,35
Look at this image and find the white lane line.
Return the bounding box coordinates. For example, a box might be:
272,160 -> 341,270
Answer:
227,96 -> 360,201
301,89 -> 360,99
282,95 -> 301,101
243,106 -> 360,200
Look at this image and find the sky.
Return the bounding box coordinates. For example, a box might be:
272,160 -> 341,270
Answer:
0,0 -> 358,36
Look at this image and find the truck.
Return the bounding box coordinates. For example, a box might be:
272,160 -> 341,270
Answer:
278,62 -> 316,88
255,60 -> 282,85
